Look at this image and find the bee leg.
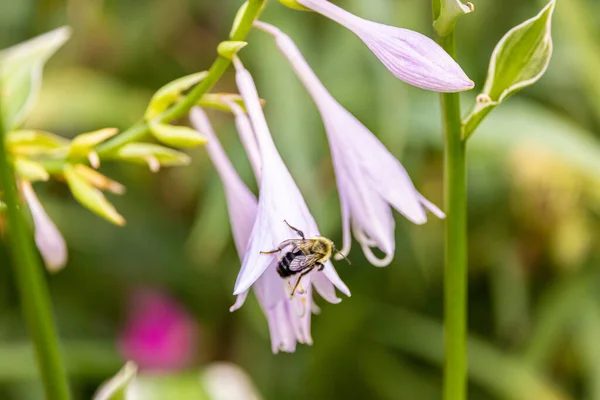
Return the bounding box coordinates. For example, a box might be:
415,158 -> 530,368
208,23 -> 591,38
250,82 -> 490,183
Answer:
317,262 -> 324,271
283,220 -> 305,240
291,269 -> 313,297
260,248 -> 281,255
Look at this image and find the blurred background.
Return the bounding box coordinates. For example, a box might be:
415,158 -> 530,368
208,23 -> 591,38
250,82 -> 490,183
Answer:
1,0 -> 599,399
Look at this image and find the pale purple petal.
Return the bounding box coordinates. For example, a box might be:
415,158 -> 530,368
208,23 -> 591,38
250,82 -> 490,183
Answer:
226,100 -> 261,182
256,22 -> 445,267
232,56 -> 349,297
296,0 -> 473,92
21,180 -> 67,272
311,270 -> 342,304
191,107 -> 258,258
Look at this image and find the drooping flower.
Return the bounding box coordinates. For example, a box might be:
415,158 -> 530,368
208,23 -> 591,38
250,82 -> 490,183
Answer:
295,0 -> 473,92
191,104 -> 346,353
20,180 -> 67,272
227,56 -> 350,351
255,21 -> 445,266
118,288 -> 198,372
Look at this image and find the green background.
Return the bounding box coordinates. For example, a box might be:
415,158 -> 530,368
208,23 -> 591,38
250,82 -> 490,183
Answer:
1,0 -> 599,399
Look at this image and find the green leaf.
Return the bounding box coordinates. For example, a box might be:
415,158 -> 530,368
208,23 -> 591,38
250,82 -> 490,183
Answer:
149,123 -> 207,148
0,201 -> 6,212
7,129 -> 69,156
93,362 -> 137,400
14,158 -> 50,182
216,41 -> 248,60
433,0 -> 474,37
0,27 -> 71,130
116,143 -> 191,172
64,164 -> 125,226
144,71 -> 208,120
463,0 -> 555,139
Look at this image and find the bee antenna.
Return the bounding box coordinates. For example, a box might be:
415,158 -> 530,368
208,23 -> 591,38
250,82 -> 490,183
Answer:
334,248 -> 351,265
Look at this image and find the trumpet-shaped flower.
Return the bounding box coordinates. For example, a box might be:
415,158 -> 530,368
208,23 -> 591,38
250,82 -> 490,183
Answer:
21,180 -> 67,272
226,56 -> 349,351
295,0 -> 473,92
190,106 -> 347,353
255,22 -> 445,266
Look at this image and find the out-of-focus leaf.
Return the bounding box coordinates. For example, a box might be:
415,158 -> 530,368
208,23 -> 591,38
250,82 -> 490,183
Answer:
0,27 -> 70,130
64,164 -> 125,226
14,158 -> 49,182
0,201 -> 6,212
574,297 -> 600,400
6,129 -> 68,156
27,68 -> 150,131
127,373 -> 210,400
469,100 -> 600,184
93,362 -> 137,400
116,143 -> 191,172
144,71 -> 208,120
149,123 -> 207,148
463,0 -> 555,138
373,307 -> 571,400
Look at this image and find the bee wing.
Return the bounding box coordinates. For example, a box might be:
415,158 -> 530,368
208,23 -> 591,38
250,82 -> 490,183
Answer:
289,253 -> 320,273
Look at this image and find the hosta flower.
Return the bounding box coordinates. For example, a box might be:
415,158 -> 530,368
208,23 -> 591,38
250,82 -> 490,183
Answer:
255,22 -> 445,266
118,288 -> 198,371
228,56 -> 350,351
20,180 -> 67,272
295,0 -> 473,92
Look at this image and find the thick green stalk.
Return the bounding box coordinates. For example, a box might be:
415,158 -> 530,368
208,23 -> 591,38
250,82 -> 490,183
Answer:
42,0 -> 266,174
0,98 -> 71,397
441,33 -> 468,400
435,21 -> 468,400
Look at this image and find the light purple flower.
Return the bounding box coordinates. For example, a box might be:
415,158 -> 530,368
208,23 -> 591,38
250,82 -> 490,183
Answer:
228,56 -> 350,351
118,288 -> 198,372
255,22 -> 445,266
295,0 -> 473,92
190,106 -> 345,353
20,180 -> 67,272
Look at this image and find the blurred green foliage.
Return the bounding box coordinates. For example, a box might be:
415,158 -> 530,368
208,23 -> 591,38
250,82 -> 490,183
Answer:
1,0 -> 600,399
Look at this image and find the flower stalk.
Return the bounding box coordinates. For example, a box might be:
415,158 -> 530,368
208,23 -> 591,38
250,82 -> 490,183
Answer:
0,96 -> 71,398
433,2 -> 468,399
40,0 -> 266,175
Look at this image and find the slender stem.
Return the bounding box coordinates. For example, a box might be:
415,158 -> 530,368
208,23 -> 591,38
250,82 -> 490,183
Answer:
436,25 -> 468,400
0,95 -> 71,398
41,0 -> 266,174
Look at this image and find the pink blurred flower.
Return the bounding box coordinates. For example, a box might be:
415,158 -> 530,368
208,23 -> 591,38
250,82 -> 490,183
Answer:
118,289 -> 197,371
20,180 -> 67,272
295,0 -> 473,92
224,56 -> 350,352
255,22 -> 445,266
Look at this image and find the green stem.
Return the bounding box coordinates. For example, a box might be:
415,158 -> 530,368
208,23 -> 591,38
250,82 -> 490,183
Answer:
42,0 -> 266,174
437,28 -> 468,400
0,96 -> 71,397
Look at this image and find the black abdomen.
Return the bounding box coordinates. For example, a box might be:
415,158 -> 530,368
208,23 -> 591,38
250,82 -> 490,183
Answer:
277,250 -> 302,277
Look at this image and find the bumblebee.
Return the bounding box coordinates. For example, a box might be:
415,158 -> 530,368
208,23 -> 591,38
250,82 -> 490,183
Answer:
260,220 -> 350,296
